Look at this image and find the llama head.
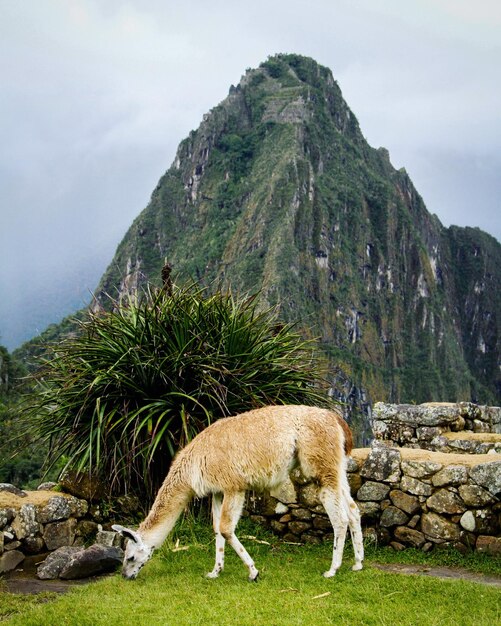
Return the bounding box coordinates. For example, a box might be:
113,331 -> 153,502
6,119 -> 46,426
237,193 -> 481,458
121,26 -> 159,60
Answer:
112,524 -> 154,579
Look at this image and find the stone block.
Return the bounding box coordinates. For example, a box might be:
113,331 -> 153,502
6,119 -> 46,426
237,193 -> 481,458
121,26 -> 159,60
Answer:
460,511 -> 476,532
360,444 -> 401,483
416,427 -> 442,442
312,516 -> 332,530
11,504 -> 39,540
432,466 -> 468,487
476,535 -> 501,555
299,484 -> 320,507
394,526 -> 425,548
270,520 -> 286,534
458,485 -> 496,507
95,530 -> 122,548
0,484 -> 27,497
380,506 -> 409,527
0,508 -> 15,529
469,462 -> 501,495
357,502 -> 380,518
427,489 -> 467,515
291,508 -> 312,520
346,457 -> 360,472
0,549 -> 24,573
401,460 -> 442,479
422,512 -> 461,542
275,502 -> 289,515
408,515 -> 420,529
270,479 -> 297,504
473,419 -> 491,433
347,473 -> 362,495
37,496 -> 73,524
400,476 -> 433,497
288,521 -> 311,535
389,490 -> 420,515
44,518 -> 77,551
357,481 -> 390,501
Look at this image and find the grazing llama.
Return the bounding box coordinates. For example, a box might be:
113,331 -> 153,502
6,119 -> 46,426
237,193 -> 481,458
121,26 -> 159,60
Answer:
113,404 -> 364,581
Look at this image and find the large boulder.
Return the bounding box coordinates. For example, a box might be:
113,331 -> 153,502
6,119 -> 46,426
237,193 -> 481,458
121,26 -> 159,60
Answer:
60,544 -> 124,579
37,546 -> 83,580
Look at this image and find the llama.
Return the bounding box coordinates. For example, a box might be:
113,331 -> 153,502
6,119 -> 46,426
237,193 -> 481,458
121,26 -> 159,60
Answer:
113,404 -> 364,581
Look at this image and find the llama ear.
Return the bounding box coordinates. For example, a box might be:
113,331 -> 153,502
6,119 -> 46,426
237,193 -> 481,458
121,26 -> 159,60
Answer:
112,524 -> 141,544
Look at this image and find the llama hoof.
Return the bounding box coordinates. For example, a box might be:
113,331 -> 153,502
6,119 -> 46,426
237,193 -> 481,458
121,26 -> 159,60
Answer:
206,570 -> 221,579
248,571 -> 259,583
323,569 -> 337,578
352,562 -> 363,571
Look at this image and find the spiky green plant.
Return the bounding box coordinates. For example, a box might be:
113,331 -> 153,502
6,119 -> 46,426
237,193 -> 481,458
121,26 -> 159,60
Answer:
28,285 -> 331,501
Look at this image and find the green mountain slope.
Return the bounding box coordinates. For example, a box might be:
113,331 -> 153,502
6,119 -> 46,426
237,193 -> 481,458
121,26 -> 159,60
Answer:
79,54 -> 501,413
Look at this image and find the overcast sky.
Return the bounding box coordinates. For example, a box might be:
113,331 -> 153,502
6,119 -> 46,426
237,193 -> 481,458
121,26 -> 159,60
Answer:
1,0 -> 500,350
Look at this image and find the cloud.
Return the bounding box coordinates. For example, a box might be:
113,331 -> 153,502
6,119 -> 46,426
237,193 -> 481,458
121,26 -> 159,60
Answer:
1,0 -> 500,348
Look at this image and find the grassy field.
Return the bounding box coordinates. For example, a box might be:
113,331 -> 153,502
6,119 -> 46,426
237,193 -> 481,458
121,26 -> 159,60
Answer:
1,520 -> 500,625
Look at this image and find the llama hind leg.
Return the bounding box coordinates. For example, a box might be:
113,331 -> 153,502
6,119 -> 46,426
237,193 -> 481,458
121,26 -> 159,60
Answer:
220,491 -> 259,582
342,484 -> 364,571
207,493 -> 225,578
319,486 -> 349,578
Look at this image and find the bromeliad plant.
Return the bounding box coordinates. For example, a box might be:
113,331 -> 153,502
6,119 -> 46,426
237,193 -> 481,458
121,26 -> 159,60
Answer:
29,284 -> 330,501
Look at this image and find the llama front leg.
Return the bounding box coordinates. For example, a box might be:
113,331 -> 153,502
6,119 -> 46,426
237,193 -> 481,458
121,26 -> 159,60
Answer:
207,493 -> 225,578
319,486 -> 349,578
220,492 -> 259,582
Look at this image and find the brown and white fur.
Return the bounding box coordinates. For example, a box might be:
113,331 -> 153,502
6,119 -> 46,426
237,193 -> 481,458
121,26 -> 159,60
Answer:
113,405 -> 364,581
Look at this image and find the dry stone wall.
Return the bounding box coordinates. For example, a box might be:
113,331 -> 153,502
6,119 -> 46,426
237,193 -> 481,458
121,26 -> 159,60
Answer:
246,402 -> 501,555
2,402 -> 500,571
245,445 -> 501,555
0,486 -> 119,575
372,402 -> 501,452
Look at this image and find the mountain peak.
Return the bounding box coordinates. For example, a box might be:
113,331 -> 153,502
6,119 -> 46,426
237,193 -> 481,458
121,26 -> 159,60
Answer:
88,55 -> 501,410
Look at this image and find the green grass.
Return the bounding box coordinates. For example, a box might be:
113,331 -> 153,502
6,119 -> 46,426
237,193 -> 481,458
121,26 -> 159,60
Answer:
1,520 -> 500,625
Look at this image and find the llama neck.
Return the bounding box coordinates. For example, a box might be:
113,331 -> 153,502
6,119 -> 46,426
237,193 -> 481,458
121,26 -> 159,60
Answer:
139,467 -> 193,549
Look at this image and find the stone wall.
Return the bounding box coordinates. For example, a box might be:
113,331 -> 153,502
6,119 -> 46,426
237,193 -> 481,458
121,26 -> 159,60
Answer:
2,402 -> 500,571
372,402 -> 501,451
0,486 -> 115,574
245,445 -> 501,555
245,401 -> 501,555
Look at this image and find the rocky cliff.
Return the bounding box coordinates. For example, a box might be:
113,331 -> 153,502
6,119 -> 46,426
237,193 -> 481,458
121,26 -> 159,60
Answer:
83,55 -> 500,414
